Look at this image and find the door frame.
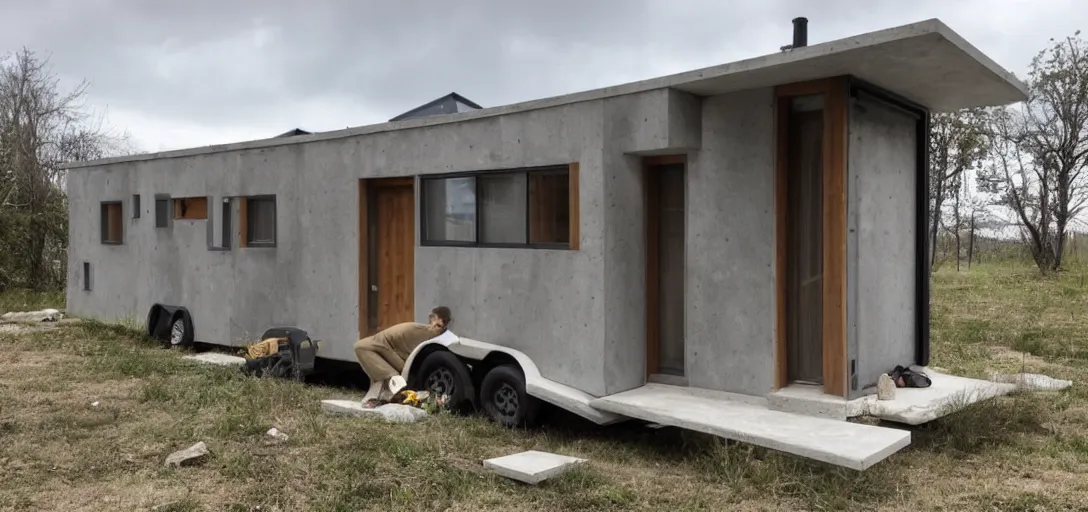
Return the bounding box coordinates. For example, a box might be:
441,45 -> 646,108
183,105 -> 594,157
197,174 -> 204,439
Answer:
774,77 -> 849,397
358,177 -> 415,338
643,154 -> 687,380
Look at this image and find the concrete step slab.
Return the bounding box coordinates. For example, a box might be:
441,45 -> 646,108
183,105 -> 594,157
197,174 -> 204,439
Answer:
181,353 -> 246,366
483,450 -> 587,485
590,384 -> 910,471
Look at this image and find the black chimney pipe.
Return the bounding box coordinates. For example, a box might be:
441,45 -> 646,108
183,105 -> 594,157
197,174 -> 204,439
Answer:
792,17 -> 808,48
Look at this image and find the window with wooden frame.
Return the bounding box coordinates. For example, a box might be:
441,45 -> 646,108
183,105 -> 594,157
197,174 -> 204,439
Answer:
173,196 -> 208,220
420,163 -> 580,249
100,201 -> 123,244
238,195 -> 276,248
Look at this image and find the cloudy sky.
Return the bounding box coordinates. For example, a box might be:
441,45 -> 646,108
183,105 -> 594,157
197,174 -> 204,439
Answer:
1,0 -> 1084,153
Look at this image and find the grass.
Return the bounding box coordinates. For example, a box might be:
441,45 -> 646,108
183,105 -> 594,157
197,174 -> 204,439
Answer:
1,263 -> 1087,510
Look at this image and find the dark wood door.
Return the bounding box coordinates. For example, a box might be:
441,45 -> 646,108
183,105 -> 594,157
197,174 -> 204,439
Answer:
785,97 -> 825,385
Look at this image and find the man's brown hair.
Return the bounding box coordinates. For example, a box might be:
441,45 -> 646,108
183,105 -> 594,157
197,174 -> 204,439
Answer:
431,306 -> 452,326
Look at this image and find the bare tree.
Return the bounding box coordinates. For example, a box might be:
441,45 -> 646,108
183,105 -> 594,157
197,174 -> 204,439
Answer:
0,48 -> 134,290
928,108 -> 989,272
980,31 -> 1088,273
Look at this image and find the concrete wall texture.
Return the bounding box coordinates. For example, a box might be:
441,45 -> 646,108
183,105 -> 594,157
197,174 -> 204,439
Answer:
847,95 -> 919,395
68,88 -> 700,398
686,88 -> 776,396
66,83 -> 917,400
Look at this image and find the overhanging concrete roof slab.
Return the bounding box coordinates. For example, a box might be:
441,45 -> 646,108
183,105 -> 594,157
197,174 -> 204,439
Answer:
64,18 -> 1025,169
668,19 -> 1027,112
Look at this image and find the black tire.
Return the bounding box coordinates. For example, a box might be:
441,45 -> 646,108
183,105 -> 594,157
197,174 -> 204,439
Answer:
412,350 -> 475,413
480,364 -> 540,428
166,310 -> 195,348
146,305 -> 163,339
267,357 -> 295,380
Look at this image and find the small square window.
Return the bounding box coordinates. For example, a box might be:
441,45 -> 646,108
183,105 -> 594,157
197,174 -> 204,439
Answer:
100,202 -> 123,244
243,196 -> 276,247
423,177 -> 476,243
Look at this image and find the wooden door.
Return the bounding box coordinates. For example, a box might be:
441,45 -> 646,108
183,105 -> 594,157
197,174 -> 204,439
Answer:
376,182 -> 415,330
359,178 -> 415,337
785,100 -> 824,384
774,77 -> 849,397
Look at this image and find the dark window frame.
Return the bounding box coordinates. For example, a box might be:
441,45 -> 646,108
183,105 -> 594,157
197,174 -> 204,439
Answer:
220,197 -> 232,249
419,164 -> 572,250
132,194 -> 141,219
244,194 -> 277,248
100,201 -> 123,245
154,194 -> 171,228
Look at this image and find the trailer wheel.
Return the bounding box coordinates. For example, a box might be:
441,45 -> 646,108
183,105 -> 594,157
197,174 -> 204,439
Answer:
167,311 -> 195,348
413,350 -> 475,413
480,364 -> 540,428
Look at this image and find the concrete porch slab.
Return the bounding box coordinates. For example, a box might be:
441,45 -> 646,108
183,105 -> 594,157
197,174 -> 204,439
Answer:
483,450 -> 587,485
767,384 -> 868,420
589,384 -> 911,470
181,353 -> 246,366
862,367 -> 1018,425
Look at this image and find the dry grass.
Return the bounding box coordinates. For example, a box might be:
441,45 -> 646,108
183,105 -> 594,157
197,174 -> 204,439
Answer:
1,263 -> 1087,511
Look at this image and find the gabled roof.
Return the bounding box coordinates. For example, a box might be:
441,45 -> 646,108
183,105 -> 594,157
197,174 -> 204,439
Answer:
274,128 -> 313,138
388,92 -> 483,122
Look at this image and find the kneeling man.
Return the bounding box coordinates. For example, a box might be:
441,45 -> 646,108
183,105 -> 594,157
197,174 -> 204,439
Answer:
354,306 -> 452,403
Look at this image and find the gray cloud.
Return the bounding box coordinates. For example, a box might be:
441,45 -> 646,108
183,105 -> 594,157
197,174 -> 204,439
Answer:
1,0 -> 1085,151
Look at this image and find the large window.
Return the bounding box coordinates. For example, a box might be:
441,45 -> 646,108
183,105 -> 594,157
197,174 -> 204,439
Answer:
241,195 -> 276,247
100,201 -> 123,244
421,164 -> 577,249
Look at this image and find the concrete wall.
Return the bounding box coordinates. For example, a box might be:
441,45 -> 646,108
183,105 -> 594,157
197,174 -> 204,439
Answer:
685,88 -> 777,396
846,95 -> 919,396
67,88 -> 699,397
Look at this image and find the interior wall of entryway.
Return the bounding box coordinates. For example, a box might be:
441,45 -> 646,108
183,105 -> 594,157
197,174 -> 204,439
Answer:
846,93 -> 919,397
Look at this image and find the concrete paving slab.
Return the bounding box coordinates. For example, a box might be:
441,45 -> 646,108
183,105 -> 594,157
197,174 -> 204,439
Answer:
990,372 -> 1074,392
483,450 -> 587,485
590,384 -> 911,471
864,367 -> 1018,425
181,353 -> 246,366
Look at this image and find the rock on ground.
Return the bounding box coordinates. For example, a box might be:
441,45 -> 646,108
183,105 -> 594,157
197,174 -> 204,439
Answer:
164,442 -> 209,467
321,400 -> 428,423
266,427 -> 289,443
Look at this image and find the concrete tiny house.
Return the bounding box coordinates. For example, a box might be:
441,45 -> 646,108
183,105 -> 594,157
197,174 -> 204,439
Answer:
65,19 -> 1032,469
